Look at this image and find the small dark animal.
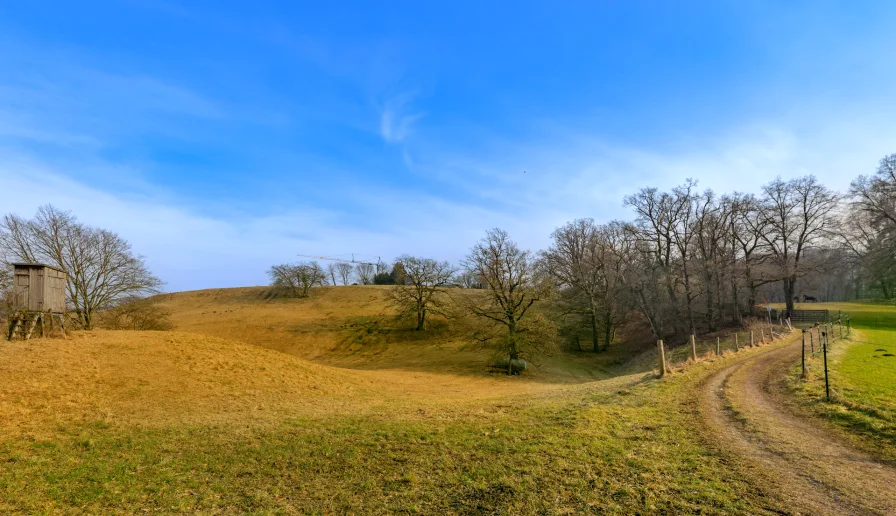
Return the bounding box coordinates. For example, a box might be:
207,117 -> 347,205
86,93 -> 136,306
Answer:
803,295 -> 818,302
793,296 -> 799,302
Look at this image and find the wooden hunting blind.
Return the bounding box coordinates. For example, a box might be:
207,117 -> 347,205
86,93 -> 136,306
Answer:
12,263 -> 67,313
7,263 -> 68,341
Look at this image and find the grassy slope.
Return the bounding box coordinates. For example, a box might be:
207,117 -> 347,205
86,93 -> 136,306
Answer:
0,286 -> 793,513
784,301 -> 896,460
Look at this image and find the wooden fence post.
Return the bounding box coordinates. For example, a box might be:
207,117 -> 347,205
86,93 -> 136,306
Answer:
690,334 -> 697,361
809,330 -> 814,353
750,331 -> 754,347
822,330 -> 830,401
657,339 -> 666,377
801,329 -> 807,378
760,329 -> 765,345
716,336 -> 720,356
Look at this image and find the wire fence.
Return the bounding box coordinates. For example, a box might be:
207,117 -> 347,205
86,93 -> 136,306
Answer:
657,317 -> 790,374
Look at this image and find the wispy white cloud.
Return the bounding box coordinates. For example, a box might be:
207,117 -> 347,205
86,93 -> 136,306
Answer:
4,102 -> 894,293
406,106 -> 896,229
379,93 -> 424,143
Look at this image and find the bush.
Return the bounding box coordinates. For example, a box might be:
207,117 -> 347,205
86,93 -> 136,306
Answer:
99,297 -> 173,331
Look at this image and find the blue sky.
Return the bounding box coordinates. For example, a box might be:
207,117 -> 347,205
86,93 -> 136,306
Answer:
2,1 -> 895,291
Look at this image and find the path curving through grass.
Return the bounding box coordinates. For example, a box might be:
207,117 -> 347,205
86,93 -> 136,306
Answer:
699,337 -> 896,515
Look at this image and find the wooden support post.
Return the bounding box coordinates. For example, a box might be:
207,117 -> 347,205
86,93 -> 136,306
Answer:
6,315 -> 19,341
734,333 -> 739,351
690,334 -> 697,362
716,336 -> 720,356
801,330 -> 807,378
809,330 -> 814,354
822,330 -> 830,401
847,316 -> 851,335
750,331 -> 754,347
760,329 -> 765,345
23,314 -> 39,340
657,339 -> 666,377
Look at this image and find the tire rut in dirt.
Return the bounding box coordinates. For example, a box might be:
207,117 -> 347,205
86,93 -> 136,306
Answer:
698,342 -> 896,515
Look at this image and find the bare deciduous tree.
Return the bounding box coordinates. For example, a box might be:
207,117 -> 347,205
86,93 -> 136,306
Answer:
544,219 -> 631,352
327,262 -> 337,285
388,255 -> 456,330
464,229 -> 554,372
454,269 -> 480,288
0,205 -> 163,329
269,261 -> 328,297
850,154 -> 896,234
760,176 -> 839,314
335,262 -> 354,285
625,186 -> 688,336
0,264 -> 10,293
843,154 -> 896,298
356,263 -> 375,285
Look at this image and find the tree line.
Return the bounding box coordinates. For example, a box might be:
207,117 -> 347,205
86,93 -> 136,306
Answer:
272,154 -> 896,367
2,153 -> 892,362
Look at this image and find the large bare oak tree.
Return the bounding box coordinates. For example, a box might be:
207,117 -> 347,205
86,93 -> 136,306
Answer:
0,205 -> 162,329
388,255 -> 456,330
268,261 -> 328,297
464,229 -> 553,371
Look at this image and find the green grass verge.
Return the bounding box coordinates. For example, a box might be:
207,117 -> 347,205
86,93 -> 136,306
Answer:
0,368 -> 781,514
786,302 -> 896,460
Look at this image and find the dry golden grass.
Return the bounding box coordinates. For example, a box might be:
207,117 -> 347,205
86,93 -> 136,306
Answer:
158,285 -> 615,388
0,330 -> 389,435
0,286 -> 803,513
1,286 -> 618,437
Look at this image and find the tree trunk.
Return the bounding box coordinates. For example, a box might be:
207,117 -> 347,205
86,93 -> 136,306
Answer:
704,271 -> 715,332
783,277 -> 796,314
589,298 -> 599,353
730,270 -> 742,325
664,274 -> 683,336
416,308 -> 425,330
636,290 -> 662,341
603,309 -> 613,351
713,268 -> 723,331
682,264 -> 697,335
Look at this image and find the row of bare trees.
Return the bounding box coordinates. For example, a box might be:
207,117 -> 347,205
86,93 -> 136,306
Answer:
541,175 -> 841,349
270,260 -> 381,293
841,154 -> 896,299
278,155 -> 896,368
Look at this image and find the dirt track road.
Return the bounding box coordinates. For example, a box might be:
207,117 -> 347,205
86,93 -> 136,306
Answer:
699,338 -> 896,515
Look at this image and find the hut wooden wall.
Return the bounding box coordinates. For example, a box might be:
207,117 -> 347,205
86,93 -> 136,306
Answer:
12,265 -> 67,313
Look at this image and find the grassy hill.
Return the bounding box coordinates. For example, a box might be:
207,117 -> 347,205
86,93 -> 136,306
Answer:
158,285 -> 629,383
0,285 -> 847,513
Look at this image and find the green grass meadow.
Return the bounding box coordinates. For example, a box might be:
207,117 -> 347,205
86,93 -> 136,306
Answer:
0,364 -> 781,514
786,301 -> 896,460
